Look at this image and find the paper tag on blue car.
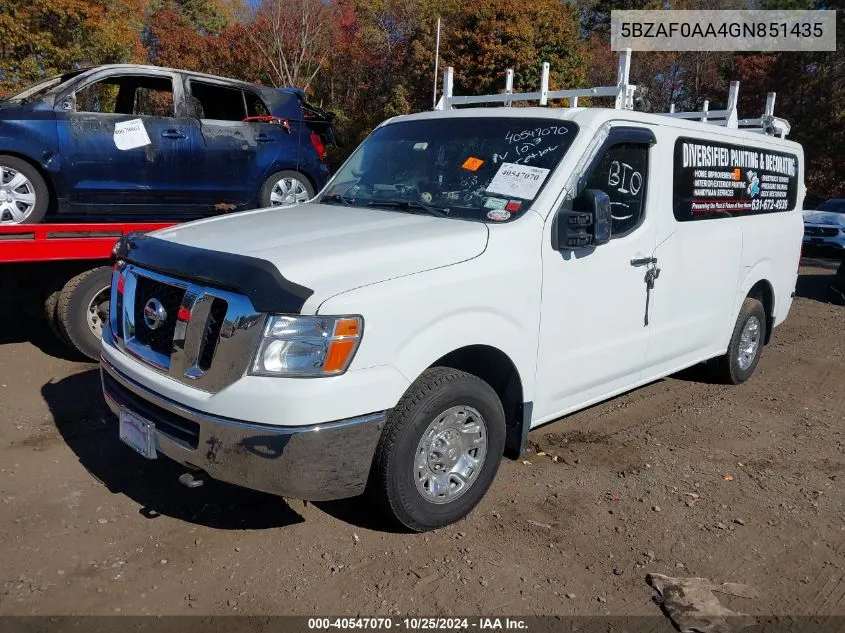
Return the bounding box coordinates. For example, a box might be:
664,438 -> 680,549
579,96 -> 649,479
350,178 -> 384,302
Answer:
114,119 -> 152,151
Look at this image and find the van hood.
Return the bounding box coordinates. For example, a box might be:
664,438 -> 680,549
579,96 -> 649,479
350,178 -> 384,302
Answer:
152,203 -> 489,308
803,210 -> 845,227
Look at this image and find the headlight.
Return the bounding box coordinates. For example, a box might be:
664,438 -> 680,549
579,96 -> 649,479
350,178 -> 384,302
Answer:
251,315 -> 363,377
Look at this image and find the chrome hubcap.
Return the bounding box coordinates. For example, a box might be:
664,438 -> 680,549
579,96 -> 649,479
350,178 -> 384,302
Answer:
0,167 -> 37,224
269,177 -> 310,206
414,405 -> 488,504
86,286 -> 111,339
737,315 -> 761,370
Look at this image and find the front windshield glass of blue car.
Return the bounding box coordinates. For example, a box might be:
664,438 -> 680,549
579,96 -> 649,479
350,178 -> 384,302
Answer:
6,72 -> 82,104
321,117 -> 577,222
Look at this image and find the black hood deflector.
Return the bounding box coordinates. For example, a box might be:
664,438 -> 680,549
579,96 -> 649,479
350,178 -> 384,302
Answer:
115,233 -> 313,314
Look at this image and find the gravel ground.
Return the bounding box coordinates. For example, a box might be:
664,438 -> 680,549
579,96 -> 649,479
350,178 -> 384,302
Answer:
0,259 -> 842,618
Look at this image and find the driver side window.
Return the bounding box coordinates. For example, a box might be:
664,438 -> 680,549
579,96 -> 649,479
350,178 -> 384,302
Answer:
75,80 -> 120,114
583,142 -> 649,237
74,75 -> 175,117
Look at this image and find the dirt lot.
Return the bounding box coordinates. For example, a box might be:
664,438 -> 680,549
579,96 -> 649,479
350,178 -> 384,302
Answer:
0,259 -> 842,619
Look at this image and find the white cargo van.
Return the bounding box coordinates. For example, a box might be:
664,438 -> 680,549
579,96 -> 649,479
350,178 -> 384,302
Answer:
101,51 -> 804,530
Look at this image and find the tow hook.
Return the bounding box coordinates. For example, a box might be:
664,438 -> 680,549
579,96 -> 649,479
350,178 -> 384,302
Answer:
178,472 -> 205,489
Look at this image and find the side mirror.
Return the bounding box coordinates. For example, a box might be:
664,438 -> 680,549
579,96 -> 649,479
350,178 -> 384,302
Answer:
185,95 -> 204,119
552,189 -> 612,250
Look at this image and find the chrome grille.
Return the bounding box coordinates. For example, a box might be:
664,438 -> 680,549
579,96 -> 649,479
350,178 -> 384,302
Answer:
197,298 -> 228,371
132,275 -> 185,357
109,264 -> 266,393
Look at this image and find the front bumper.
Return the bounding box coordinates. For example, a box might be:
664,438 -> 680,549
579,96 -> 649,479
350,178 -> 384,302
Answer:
101,357 -> 385,501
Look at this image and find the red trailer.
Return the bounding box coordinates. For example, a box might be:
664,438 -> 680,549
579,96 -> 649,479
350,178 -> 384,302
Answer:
0,222 -> 173,359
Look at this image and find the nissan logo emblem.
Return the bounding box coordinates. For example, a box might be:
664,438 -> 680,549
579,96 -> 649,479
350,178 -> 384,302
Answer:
143,298 -> 168,330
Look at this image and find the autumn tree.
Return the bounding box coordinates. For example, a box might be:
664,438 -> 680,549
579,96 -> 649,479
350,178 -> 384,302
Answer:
0,0 -> 148,96
145,0 -> 265,87
171,0 -> 235,33
309,0 -> 441,146
145,7 -> 210,70
437,0 -> 586,97
241,0 -> 338,91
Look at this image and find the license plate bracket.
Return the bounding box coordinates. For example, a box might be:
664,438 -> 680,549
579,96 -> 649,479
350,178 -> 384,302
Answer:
119,409 -> 157,459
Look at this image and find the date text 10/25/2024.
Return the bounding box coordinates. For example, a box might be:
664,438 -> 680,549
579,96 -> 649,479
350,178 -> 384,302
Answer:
307,617 -> 529,630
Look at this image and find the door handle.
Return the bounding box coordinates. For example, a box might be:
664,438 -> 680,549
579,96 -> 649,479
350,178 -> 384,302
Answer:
161,129 -> 187,139
630,257 -> 657,267
255,134 -> 274,143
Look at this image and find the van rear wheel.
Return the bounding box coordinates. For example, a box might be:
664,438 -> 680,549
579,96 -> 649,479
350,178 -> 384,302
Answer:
371,367 -> 505,532
709,297 -> 767,384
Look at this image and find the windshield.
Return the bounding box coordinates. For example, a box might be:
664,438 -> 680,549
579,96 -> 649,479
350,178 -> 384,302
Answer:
5,71 -> 83,104
816,199 -> 845,213
321,117 -> 578,222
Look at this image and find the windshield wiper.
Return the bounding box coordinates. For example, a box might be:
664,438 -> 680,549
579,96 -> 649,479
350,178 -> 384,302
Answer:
321,193 -> 352,206
366,199 -> 449,218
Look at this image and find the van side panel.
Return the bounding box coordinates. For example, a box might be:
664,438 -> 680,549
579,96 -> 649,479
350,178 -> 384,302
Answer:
730,209 -> 803,339
648,130 -> 804,376
728,146 -> 804,339
646,129 -> 744,374
648,219 -> 743,367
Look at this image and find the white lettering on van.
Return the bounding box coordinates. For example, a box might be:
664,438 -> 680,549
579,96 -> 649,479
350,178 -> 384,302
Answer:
682,142 -> 795,178
608,161 -> 642,195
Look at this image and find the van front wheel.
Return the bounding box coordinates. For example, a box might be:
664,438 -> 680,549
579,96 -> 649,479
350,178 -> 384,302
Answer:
371,368 -> 506,532
56,266 -> 112,361
709,297 -> 767,384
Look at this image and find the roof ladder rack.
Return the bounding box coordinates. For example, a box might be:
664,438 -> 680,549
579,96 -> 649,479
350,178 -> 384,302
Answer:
668,84 -> 790,138
435,49 -> 636,111
434,48 -> 790,138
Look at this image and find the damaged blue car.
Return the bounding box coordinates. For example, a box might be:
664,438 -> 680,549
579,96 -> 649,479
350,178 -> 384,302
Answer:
0,65 -> 335,224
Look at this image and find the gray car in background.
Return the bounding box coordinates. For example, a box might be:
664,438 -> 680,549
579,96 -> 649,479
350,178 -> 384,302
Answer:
803,198 -> 845,253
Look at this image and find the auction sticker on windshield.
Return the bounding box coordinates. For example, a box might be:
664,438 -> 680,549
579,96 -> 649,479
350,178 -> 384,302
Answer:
462,156 -> 484,171
486,163 -> 550,200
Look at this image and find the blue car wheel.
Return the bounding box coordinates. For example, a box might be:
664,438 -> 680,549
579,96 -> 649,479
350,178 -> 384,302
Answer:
0,155 -> 49,224
259,170 -> 315,208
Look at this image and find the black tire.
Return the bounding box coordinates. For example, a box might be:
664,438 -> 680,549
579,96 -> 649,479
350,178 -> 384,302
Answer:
258,170 -> 315,207
56,267 -> 112,361
0,155 -> 49,224
371,367 -> 506,532
44,284 -> 68,344
709,297 -> 767,385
